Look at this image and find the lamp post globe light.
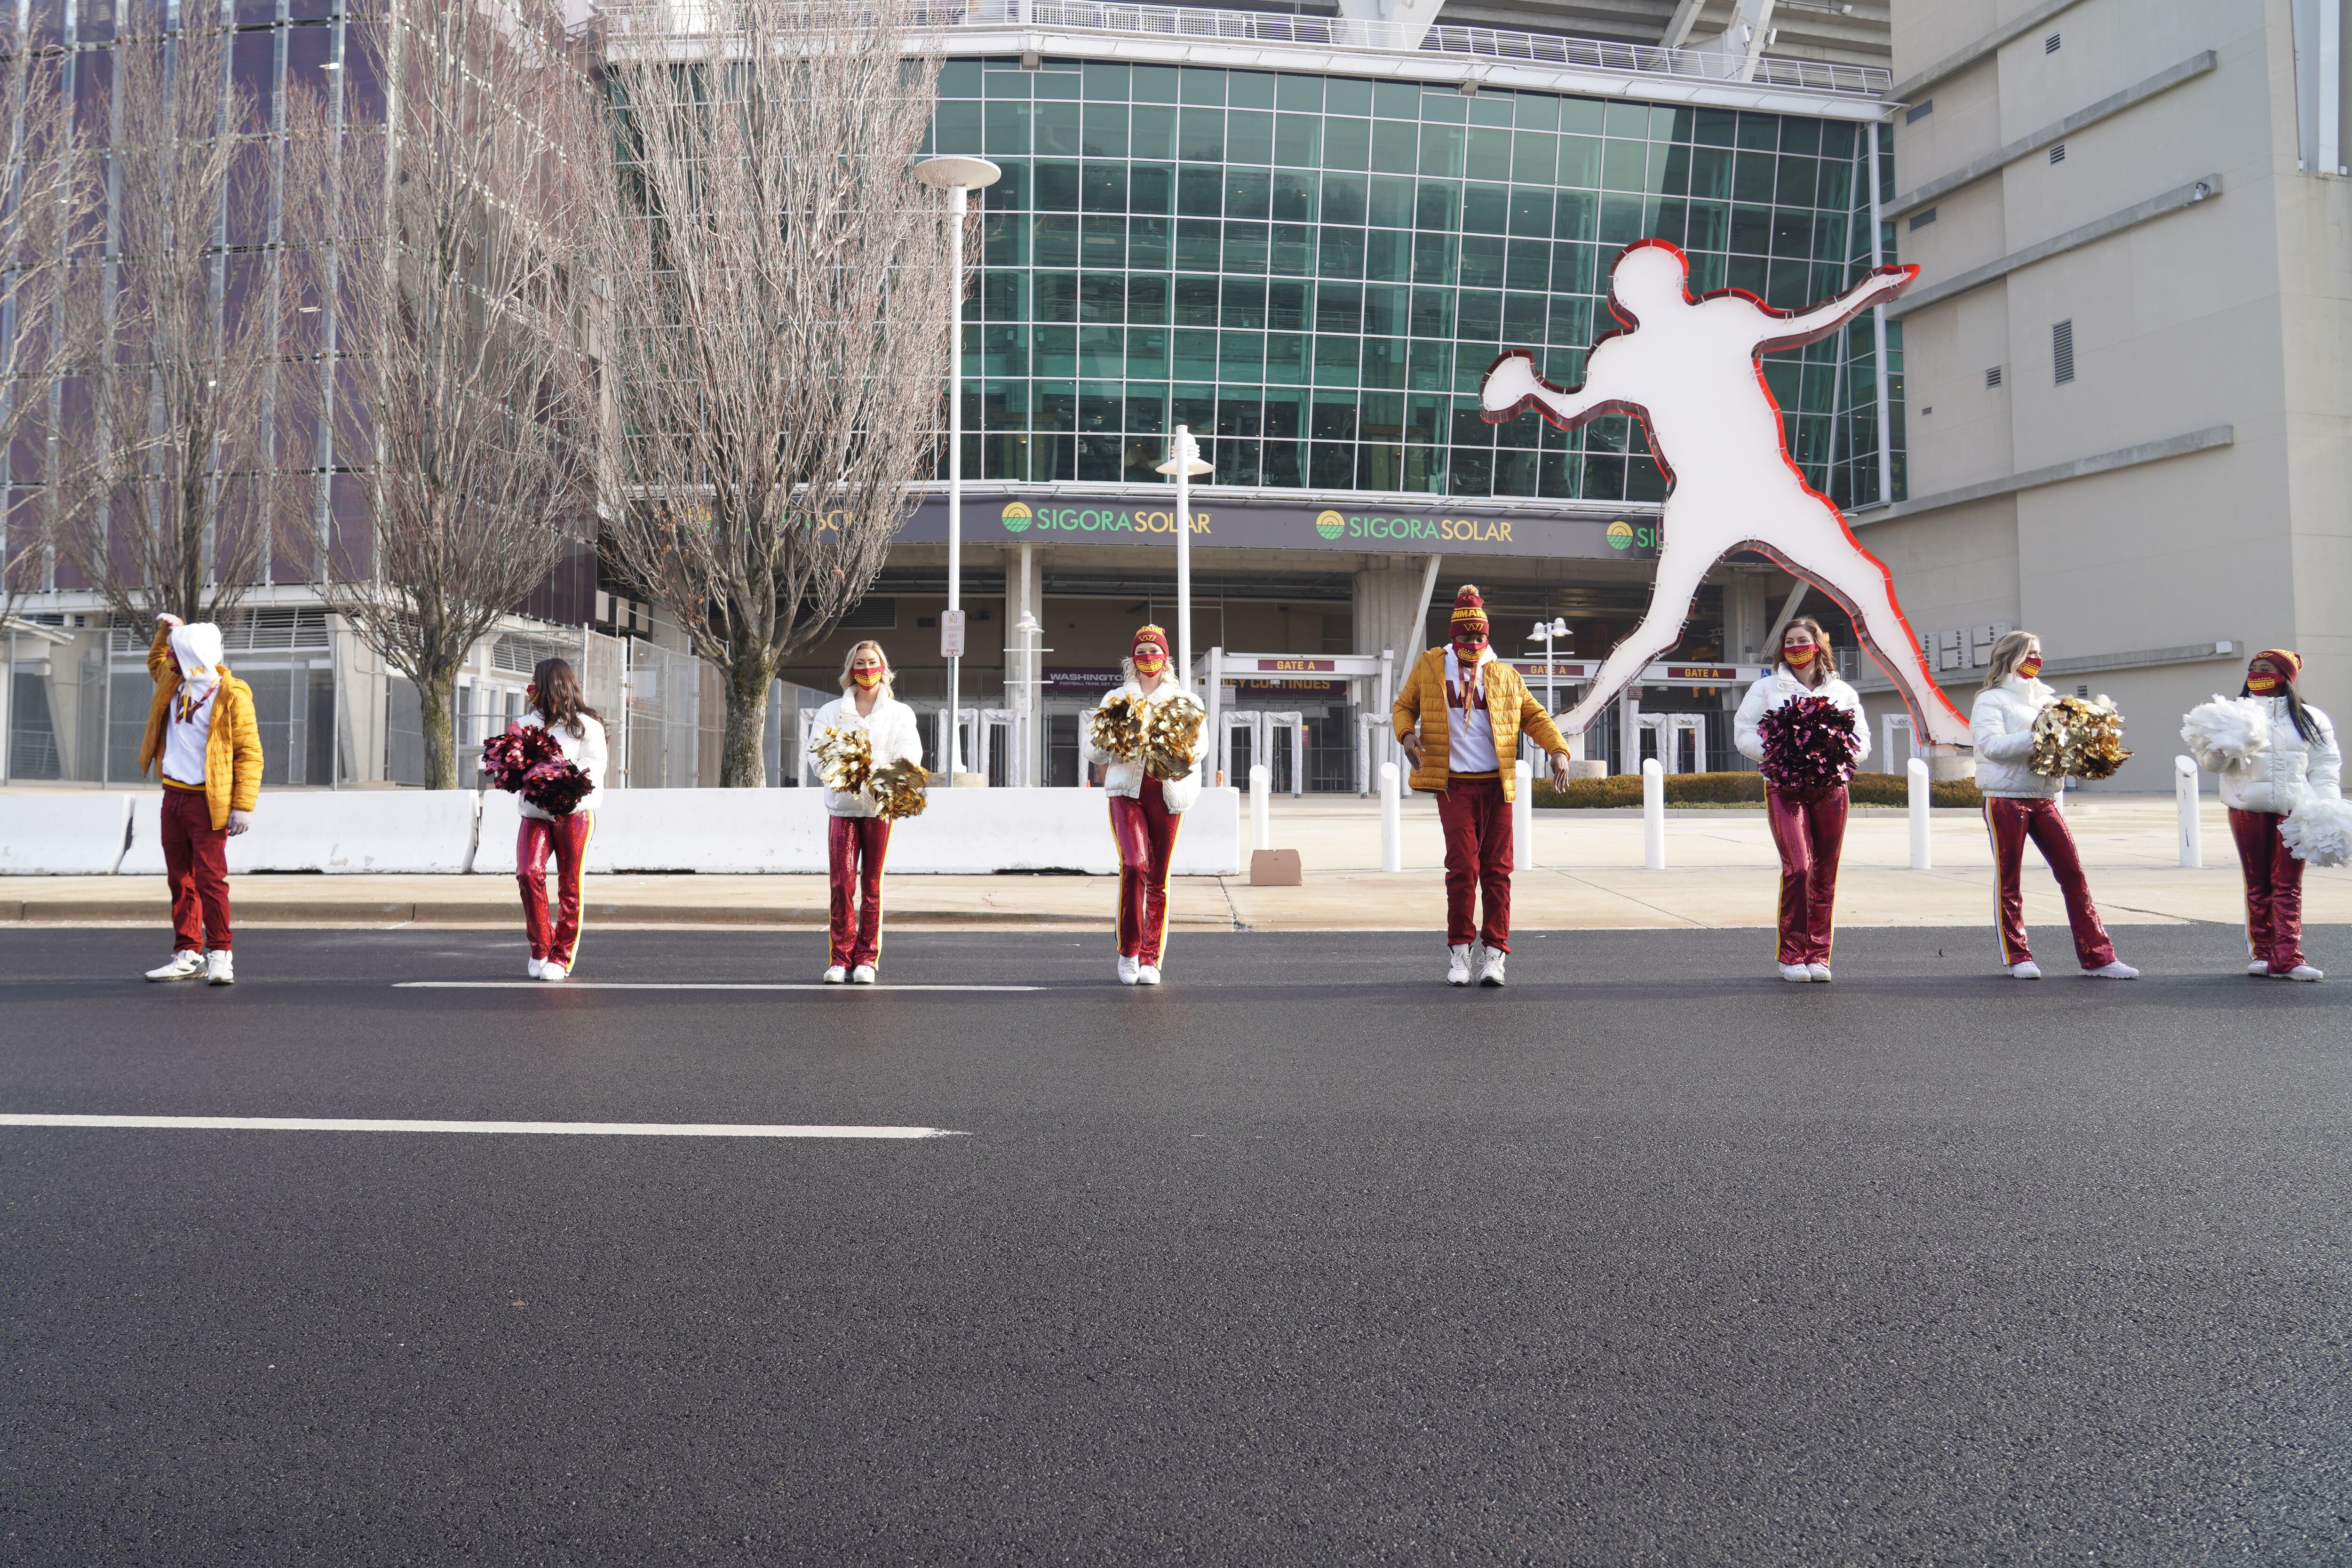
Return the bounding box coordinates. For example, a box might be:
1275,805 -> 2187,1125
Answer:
914,154 -> 1001,781
1153,427 -> 1212,685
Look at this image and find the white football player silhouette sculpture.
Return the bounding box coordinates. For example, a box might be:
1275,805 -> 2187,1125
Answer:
1481,239 -> 1970,749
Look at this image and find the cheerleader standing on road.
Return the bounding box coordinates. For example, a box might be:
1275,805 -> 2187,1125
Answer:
1734,616 -> 1868,983
1969,631 -> 2138,981
1088,624 -> 1201,986
2211,650 -> 2341,981
517,658 -> 607,983
812,641 -> 923,984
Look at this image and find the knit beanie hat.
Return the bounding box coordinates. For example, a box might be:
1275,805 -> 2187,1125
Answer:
1449,586 -> 1488,638
1132,625 -> 1170,659
2252,647 -> 2302,682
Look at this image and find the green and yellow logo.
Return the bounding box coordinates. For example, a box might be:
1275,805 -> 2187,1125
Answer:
1314,509 -> 1347,540
1606,519 -> 1635,550
1001,501 -> 1033,533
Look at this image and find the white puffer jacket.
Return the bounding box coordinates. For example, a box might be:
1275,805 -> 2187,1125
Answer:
517,712 -> 606,820
1733,668 -> 1871,768
810,693 -> 924,818
1086,679 -> 1203,813
2217,697 -> 2341,814
1969,675 -> 2063,799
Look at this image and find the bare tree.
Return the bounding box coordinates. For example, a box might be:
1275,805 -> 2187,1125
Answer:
281,0 -> 602,789
592,0 -> 957,786
0,24 -> 91,624
52,19 -> 284,628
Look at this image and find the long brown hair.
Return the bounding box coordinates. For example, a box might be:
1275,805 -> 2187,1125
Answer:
1982,630 -> 2039,691
1779,615 -> 1833,688
529,657 -> 600,740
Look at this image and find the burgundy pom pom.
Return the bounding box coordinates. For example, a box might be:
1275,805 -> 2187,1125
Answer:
480,723 -> 591,813
1755,694 -> 1860,793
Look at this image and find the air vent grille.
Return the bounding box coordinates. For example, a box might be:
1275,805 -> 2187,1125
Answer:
2053,319 -> 2075,385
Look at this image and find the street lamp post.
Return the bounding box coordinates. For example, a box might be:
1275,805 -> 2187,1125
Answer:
1154,426 -> 1212,685
1526,616 -> 1570,715
913,154 -> 1001,781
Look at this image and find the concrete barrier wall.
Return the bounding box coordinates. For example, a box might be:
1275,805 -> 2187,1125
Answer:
0,794 -> 135,874
8,785 -> 1242,877
118,789 -> 483,876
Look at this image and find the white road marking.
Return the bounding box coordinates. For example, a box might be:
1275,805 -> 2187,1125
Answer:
394,981 -> 1047,992
0,1114 -> 960,1139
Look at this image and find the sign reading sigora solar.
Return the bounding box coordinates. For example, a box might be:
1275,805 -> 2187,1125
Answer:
899,489 -> 1658,560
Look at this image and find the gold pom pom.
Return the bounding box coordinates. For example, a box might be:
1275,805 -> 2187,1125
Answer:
1090,693 -> 1150,762
1143,693 -> 1207,781
811,724 -> 875,796
870,758 -> 930,821
2029,695 -> 2132,781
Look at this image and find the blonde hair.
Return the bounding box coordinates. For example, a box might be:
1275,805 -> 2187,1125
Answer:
1982,629 -> 2040,689
1778,615 -> 1834,688
838,639 -> 893,695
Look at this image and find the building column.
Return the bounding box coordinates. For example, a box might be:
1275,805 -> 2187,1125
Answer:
1012,542 -> 1041,787
1352,554 -> 1441,672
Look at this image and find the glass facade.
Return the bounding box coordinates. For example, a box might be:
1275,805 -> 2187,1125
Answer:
927,57 -> 1905,509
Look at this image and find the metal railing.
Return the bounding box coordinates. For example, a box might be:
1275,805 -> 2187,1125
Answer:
600,0 -> 1891,99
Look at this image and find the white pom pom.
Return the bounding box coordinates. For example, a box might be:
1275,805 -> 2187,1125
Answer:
2281,797 -> 2352,869
2180,696 -> 2270,772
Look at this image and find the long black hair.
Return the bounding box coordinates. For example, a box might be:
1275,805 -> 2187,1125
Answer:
2241,664 -> 2324,744
529,657 -> 602,740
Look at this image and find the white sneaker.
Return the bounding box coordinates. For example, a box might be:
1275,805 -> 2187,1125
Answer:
1478,946 -> 1506,987
2248,959 -> 2273,976
540,962 -> 568,982
528,957 -> 545,980
2088,961 -> 2138,979
1446,944 -> 1473,986
2278,964 -> 2324,981
146,951 -> 204,982
2009,961 -> 2043,980
1136,964 -> 1161,985
850,964 -> 876,985
1118,955 -> 1140,985
1807,963 -> 1833,982
205,950 -> 235,986
1778,963 -> 1812,982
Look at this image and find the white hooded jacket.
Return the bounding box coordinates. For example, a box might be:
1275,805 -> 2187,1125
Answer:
517,711 -> 607,820
810,692 -> 923,818
1086,678 -> 1203,813
1969,674 -> 2063,799
2217,697 -> 2341,814
1733,666 -> 1870,769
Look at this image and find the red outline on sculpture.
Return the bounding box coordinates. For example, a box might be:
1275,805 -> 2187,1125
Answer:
1479,238 -> 1966,738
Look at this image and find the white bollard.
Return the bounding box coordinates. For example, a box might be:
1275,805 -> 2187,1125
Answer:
1642,757 -> 1665,870
1249,763 -> 1271,852
1907,756 -> 1931,870
1513,757 -> 1535,871
2176,754 -> 2202,868
1379,761 -> 1403,873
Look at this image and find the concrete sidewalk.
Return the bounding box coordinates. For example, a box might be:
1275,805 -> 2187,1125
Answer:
6,795 -> 2344,933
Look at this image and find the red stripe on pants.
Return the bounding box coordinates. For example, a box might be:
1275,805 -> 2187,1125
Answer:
827,814 -> 892,969
1109,780 -> 1178,964
159,786 -> 231,953
1983,796 -> 2115,969
1767,784 -> 1847,965
2228,807 -> 2305,972
1436,775 -> 1512,951
517,811 -> 592,966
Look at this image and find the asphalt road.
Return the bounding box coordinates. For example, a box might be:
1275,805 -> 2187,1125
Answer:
2,922 -> 2348,1566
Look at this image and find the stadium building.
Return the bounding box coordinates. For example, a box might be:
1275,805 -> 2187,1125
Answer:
5,0 -> 1912,791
